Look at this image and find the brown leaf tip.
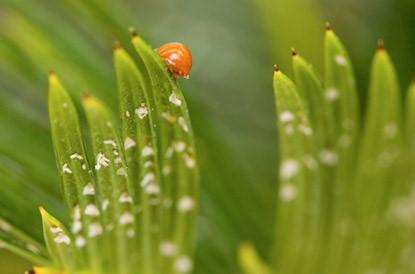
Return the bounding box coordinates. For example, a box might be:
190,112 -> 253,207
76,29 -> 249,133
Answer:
291,48 -> 297,57
325,22 -> 332,31
273,64 -> 280,72
48,69 -> 56,76
377,39 -> 385,51
112,40 -> 122,50
129,27 -> 139,37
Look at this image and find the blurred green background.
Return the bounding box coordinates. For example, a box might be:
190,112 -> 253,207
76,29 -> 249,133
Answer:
0,0 -> 414,273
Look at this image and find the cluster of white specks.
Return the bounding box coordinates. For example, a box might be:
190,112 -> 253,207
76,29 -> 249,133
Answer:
119,212 -> 135,225
142,146 -> 154,157
279,184 -> 297,202
102,199 -> 110,211
70,153 -> 83,160
183,154 -> 195,168
81,164 -> 87,170
319,149 -> 338,166
124,137 -> 136,150
75,236 -> 86,248
114,157 -> 122,164
384,123 -> 398,139
178,117 -> 189,132
140,173 -> 155,188
85,204 -> 100,216
50,226 -> 63,234
95,152 -> 110,170
163,165 -> 172,175
335,54 -> 347,66
159,241 -> 177,257
127,228 -> 135,238
54,234 -> 71,245
144,161 -> 152,168
178,196 -> 195,212
279,111 -> 295,123
174,256 -> 193,274
325,87 -> 340,101
88,223 -> 103,238
173,141 -> 186,152
169,92 -> 182,106
119,193 -> 133,203
126,111 -> 131,117
71,220 -> 82,234
135,104 -> 149,119
298,124 -> 312,136
62,163 -> 72,174
0,220 -> 11,232
82,183 -> 95,196
116,167 -> 127,177
103,139 -> 117,147
280,159 -> 300,179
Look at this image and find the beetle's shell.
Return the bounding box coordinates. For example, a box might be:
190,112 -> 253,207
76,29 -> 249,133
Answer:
157,42 -> 192,78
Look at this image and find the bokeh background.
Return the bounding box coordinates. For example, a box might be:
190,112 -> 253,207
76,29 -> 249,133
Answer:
0,0 -> 414,273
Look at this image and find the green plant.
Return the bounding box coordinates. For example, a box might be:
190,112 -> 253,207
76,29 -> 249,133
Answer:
0,30 -> 198,274
239,25 -> 415,274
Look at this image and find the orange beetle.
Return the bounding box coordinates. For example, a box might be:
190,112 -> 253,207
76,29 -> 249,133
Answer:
156,42 -> 192,79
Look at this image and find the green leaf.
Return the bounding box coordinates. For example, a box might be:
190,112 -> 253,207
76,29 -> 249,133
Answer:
405,82 -> 415,150
238,242 -> 272,274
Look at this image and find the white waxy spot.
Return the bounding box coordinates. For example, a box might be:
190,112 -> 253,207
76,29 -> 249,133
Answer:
73,205 -> 81,220
162,112 -> 177,123
62,102 -> 68,108
135,104 -> 148,119
119,212 -> 135,225
114,157 -> 122,164
126,111 -> 130,117
178,117 -> 189,132
174,141 -> 186,152
116,167 -> 127,176
50,226 -> 63,234
88,223 -> 103,238
384,123 -> 397,139
280,159 -> 300,179
75,236 -> 86,248
62,163 -> 72,174
85,204 -> 100,217
54,234 -> 71,245
325,87 -> 339,101
279,111 -> 295,123
102,199 -> 110,211
127,228 -> 135,238
279,184 -> 297,202
124,137 -> 136,150
335,54 -> 347,66
145,183 -> 160,195
82,183 -> 95,196
70,153 -> 83,160
144,161 -> 153,168
142,146 -> 154,157
95,152 -> 110,170
81,164 -> 87,170
163,165 -> 172,175
319,149 -> 338,166
119,193 -> 133,203
140,173 -> 155,187
113,149 -> 119,156
183,154 -> 195,168
174,256 -> 193,274
71,221 -> 82,234
169,92 -> 182,106
26,244 -> 39,254
303,155 -> 318,171
103,139 -> 117,147
0,220 -> 11,232
298,124 -> 312,136
160,241 -> 177,257
178,196 -> 195,212
165,147 -> 174,158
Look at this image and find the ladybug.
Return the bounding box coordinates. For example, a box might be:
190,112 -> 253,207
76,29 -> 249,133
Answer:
156,42 -> 192,79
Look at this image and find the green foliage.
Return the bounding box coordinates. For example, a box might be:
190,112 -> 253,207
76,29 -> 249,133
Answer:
239,27 -> 415,274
